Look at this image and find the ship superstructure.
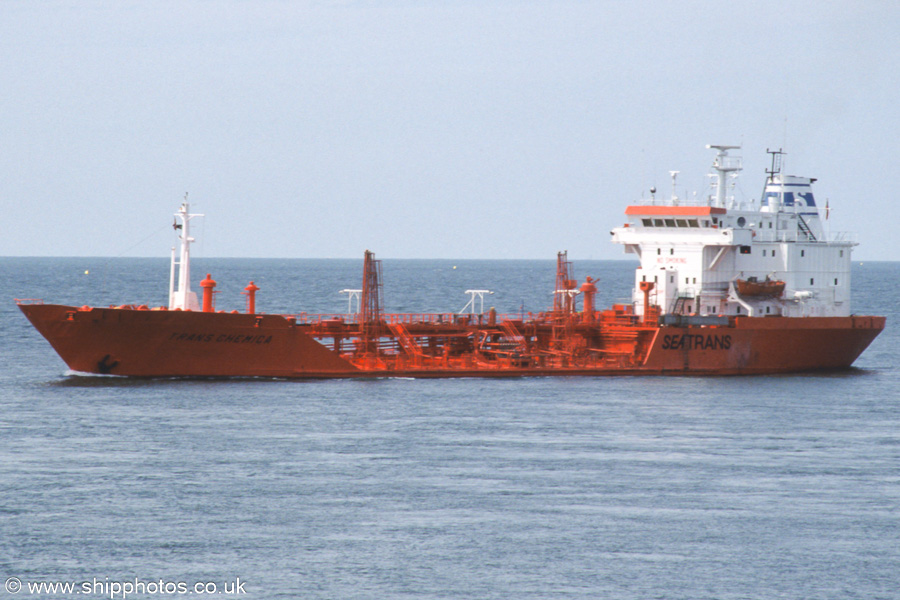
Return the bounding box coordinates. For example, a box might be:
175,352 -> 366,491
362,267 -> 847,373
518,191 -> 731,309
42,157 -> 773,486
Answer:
17,145 -> 884,378
612,146 -> 854,320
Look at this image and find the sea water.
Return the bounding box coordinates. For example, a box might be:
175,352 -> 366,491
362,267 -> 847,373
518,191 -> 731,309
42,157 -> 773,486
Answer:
1,258 -> 898,599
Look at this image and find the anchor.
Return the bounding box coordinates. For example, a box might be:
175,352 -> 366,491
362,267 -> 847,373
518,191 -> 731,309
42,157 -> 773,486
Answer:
97,354 -> 119,374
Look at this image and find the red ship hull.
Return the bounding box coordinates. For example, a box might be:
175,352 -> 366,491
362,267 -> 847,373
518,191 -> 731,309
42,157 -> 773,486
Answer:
18,302 -> 884,378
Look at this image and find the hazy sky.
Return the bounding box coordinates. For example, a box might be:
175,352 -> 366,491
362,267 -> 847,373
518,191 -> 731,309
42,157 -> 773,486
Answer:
2,0 -> 898,260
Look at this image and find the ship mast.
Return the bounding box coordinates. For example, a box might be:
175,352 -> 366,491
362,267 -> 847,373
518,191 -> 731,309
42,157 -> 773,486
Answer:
168,198 -> 204,310
360,250 -> 384,354
763,147 -> 785,211
707,145 -> 742,208
553,251 -> 576,315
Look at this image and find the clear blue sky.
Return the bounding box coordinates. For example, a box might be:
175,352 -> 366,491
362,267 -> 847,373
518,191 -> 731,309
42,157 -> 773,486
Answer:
2,0 -> 897,260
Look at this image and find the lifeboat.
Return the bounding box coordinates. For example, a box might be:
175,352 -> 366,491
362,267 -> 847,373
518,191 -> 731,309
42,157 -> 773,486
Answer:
735,277 -> 786,298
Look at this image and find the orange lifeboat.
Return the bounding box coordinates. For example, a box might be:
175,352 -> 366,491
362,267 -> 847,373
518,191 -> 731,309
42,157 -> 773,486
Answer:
735,277 -> 785,298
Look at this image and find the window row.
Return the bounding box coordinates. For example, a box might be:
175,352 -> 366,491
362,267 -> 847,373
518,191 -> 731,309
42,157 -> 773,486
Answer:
641,218 -> 701,228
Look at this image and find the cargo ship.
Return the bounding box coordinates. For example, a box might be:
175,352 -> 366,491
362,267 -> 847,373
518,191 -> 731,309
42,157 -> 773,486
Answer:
18,146 -> 884,377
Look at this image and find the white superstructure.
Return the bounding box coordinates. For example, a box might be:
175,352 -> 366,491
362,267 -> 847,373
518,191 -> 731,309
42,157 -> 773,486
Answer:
611,146 -> 855,318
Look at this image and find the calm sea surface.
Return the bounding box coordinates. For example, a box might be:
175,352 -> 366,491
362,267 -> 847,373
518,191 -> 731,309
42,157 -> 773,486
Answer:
1,258 -> 898,599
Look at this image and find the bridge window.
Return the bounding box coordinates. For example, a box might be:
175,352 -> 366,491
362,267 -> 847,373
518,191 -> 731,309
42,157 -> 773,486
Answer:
665,219 -> 676,227
654,219 -> 664,227
689,219 -> 699,227
676,219 -> 688,227
642,219 -> 653,226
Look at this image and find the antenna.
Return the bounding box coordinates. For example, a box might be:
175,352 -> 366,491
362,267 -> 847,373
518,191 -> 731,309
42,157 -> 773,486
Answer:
782,117 -> 788,154
669,171 -> 679,205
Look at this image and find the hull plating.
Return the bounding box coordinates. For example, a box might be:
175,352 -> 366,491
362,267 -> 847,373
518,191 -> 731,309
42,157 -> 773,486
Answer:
18,303 -> 885,378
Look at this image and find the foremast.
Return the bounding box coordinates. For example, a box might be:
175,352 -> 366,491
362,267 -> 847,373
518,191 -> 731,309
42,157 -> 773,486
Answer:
168,199 -> 204,311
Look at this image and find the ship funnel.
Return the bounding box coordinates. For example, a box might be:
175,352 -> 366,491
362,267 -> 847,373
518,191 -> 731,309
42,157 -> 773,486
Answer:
763,175 -> 818,214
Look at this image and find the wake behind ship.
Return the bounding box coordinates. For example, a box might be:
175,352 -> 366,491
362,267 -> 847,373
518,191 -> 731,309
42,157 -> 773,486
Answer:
18,146 -> 884,378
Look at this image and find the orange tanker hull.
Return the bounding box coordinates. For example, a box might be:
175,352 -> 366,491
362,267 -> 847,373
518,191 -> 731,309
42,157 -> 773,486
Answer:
17,301 -> 884,378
